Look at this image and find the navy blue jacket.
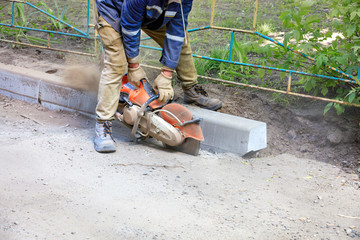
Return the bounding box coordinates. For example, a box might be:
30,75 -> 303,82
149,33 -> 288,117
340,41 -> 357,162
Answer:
96,0 -> 193,69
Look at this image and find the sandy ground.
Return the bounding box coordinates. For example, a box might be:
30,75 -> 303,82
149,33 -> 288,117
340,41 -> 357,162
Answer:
1,95 -> 360,240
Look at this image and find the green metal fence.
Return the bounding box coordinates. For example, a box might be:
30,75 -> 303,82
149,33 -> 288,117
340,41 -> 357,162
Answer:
0,0 -> 358,107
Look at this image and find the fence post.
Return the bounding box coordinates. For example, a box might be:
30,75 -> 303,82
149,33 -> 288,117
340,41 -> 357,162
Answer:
229,31 -> 235,61
287,72 -> 292,93
11,2 -> 15,26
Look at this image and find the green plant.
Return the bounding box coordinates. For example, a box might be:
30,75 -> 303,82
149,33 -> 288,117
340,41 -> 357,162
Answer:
9,2 -> 48,45
217,35 -> 256,82
277,0 -> 360,114
39,0 -> 68,30
1,1 -> 70,46
193,56 -> 210,76
0,4 -> 8,37
257,23 -> 275,35
193,46 -> 228,77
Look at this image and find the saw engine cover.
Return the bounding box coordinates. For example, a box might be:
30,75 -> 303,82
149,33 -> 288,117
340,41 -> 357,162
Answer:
120,76 -> 165,109
160,103 -> 204,142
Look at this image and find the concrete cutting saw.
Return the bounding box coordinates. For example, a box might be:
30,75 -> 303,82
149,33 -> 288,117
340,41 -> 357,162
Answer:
114,76 -> 203,155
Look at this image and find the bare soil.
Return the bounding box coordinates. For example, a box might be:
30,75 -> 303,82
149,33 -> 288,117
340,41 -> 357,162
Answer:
206,83 -> 360,173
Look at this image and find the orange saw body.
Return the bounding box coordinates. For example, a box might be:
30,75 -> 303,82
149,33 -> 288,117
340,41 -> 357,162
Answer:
115,76 -> 203,155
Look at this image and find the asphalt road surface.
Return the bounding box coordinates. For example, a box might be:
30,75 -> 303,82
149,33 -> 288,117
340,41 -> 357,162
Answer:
1,96 -> 359,240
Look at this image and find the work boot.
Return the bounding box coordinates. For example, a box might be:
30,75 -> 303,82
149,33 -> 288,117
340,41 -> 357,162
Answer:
183,85 -> 222,111
94,121 -> 116,153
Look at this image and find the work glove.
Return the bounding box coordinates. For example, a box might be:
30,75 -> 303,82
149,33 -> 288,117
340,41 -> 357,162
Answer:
153,72 -> 174,102
127,65 -> 147,87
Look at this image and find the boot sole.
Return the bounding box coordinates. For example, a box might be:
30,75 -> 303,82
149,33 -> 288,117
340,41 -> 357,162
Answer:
94,144 -> 116,153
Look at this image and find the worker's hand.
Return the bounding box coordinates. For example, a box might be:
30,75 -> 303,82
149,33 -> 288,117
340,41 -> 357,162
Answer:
153,72 -> 174,102
127,63 -> 147,87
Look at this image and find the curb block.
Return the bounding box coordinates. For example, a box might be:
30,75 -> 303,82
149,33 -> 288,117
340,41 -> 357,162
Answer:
187,106 -> 267,155
0,63 -> 96,116
0,63 -> 267,155
0,66 -> 40,104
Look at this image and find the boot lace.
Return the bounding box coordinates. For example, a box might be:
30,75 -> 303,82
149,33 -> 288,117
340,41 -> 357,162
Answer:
103,121 -> 115,141
194,85 -> 208,97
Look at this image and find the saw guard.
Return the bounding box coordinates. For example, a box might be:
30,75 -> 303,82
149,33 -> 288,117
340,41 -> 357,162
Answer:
159,103 -> 204,142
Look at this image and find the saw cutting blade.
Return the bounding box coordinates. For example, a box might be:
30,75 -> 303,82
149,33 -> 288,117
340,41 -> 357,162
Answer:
164,138 -> 201,156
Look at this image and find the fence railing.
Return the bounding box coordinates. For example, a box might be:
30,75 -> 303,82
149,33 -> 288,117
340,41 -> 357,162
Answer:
0,0 -> 358,107
0,0 -> 97,56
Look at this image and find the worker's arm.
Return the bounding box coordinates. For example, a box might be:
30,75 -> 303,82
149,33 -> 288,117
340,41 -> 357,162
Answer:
120,0 -> 147,64
160,0 -> 192,70
153,0 -> 193,102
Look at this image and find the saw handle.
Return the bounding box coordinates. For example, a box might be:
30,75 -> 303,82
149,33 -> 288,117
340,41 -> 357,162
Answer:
178,117 -> 202,127
131,94 -> 160,139
119,94 -> 134,107
142,94 -> 160,112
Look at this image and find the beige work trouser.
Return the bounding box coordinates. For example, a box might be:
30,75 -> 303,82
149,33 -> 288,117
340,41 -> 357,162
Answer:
95,16 -> 197,122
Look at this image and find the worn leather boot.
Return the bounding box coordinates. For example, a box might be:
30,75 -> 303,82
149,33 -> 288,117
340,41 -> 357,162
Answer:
94,121 -> 116,153
183,85 -> 222,111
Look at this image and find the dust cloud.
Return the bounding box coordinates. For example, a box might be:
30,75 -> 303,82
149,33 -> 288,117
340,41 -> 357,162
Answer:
61,64 -> 101,93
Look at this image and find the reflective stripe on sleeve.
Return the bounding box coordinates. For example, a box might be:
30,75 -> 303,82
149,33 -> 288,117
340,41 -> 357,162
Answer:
166,33 -> 185,42
122,28 -> 140,36
146,5 -> 163,14
165,11 -> 177,17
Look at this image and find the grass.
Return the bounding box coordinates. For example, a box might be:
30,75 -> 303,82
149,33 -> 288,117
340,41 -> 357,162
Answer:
3,2 -> 51,45
0,0 -> 344,92
187,0 -> 341,95
38,0 -> 68,30
257,23 -> 276,35
0,0 -> 90,50
193,45 -> 228,76
188,0 -> 286,85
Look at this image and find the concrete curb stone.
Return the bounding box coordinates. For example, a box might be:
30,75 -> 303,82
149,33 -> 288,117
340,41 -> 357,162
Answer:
0,63 -> 267,155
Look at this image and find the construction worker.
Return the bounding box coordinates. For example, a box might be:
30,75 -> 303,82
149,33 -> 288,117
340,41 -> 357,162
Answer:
94,0 -> 222,153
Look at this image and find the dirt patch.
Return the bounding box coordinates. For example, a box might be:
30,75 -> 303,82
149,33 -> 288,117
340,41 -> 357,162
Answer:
209,84 -> 360,172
